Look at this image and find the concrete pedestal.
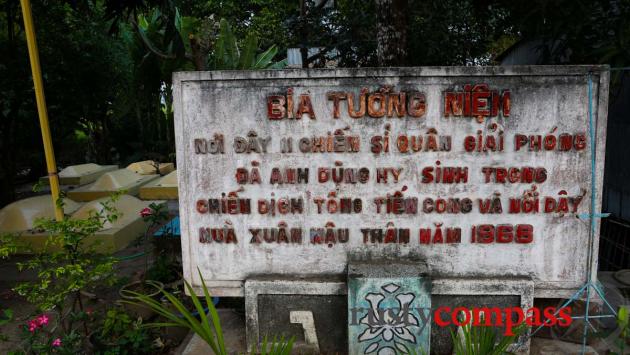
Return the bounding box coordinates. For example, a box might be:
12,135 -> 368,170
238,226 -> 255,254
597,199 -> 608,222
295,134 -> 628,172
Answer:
244,277 -> 347,353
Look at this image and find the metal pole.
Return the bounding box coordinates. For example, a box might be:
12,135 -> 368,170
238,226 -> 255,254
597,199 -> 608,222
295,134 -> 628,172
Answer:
20,0 -> 63,221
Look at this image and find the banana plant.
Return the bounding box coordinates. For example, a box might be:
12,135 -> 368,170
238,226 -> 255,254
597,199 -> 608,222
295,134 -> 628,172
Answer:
212,18 -> 286,70
133,6 -> 285,71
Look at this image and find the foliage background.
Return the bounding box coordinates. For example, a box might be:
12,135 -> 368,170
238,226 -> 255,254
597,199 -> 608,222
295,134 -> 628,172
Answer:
0,0 -> 628,207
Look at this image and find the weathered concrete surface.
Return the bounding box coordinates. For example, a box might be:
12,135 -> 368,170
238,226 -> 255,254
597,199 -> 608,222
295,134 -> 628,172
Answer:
244,277 -> 346,350
67,169 -> 159,201
242,276 -> 534,354
258,294 -> 346,352
530,338 -> 600,355
0,195 -> 81,232
173,66 -> 609,298
180,309 -> 247,354
5,195 -> 160,253
126,160 -> 175,176
431,294 -> 521,354
139,170 -> 179,200
176,307 -> 596,355
40,163 -> 118,186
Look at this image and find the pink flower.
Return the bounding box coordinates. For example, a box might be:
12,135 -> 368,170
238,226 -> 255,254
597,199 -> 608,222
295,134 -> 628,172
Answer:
37,314 -> 49,326
27,320 -> 38,333
140,207 -> 153,217
51,338 -> 62,347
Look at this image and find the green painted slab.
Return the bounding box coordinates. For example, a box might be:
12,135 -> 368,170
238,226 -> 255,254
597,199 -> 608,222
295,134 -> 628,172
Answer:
348,261 -> 431,355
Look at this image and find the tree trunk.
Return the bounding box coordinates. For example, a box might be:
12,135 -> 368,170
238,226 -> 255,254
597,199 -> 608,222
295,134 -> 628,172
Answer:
375,0 -> 408,66
299,0 -> 309,68
189,37 -> 207,70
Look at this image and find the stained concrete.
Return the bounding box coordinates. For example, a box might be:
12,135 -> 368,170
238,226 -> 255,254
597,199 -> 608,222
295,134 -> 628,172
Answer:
430,294 -> 521,354
180,309 -> 247,354
67,169 -> 159,201
174,67 -> 610,299
257,294 -> 347,352
176,307 -> 602,355
126,160 -> 175,176
139,170 -> 178,200
40,163 -> 118,186
6,195 -> 161,253
0,195 -> 81,232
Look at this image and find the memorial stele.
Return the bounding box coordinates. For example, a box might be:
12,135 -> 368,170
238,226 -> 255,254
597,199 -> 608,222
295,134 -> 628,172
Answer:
173,66 -> 609,299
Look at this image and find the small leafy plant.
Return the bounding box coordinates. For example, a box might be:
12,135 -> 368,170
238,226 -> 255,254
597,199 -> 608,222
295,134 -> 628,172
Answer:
607,306 -> 630,355
11,313 -> 81,355
122,269 -> 294,355
90,308 -> 154,354
146,253 -> 181,284
0,236 -> 18,343
0,308 -> 12,342
13,195 -> 120,340
0,233 -> 24,259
